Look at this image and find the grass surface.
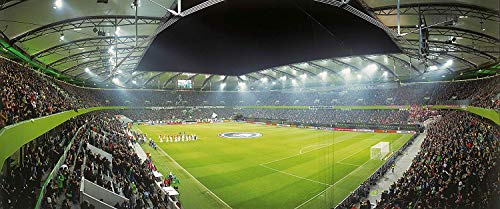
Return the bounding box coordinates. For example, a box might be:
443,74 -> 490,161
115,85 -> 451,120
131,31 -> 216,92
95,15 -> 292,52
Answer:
136,123 -> 412,209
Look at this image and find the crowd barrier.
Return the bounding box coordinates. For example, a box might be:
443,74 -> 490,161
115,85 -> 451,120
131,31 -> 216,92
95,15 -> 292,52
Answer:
80,178 -> 129,208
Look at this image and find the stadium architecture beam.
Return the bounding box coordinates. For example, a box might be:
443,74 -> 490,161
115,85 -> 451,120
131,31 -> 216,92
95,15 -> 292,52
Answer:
32,35 -> 149,59
84,63 -> 138,76
47,47 -> 146,67
272,68 -> 296,79
401,48 -> 478,69
289,64 -> 317,76
403,39 -> 498,61
162,73 -> 183,88
125,71 -> 149,84
331,58 -> 362,73
76,66 -> 136,80
372,2 -> 500,22
392,25 -> 499,45
405,53 -> 454,73
361,56 -> 399,79
387,54 -> 422,74
0,0 -> 30,11
307,61 -> 345,80
255,71 -> 278,81
143,72 -> 166,86
10,15 -> 163,43
200,74 -> 215,90
61,55 -> 141,74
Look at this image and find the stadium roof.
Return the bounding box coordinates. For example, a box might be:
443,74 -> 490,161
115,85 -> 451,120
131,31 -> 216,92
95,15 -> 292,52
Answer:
0,0 -> 498,90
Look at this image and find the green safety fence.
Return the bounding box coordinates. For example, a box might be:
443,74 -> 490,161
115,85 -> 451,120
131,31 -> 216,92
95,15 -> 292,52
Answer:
0,106 -> 126,170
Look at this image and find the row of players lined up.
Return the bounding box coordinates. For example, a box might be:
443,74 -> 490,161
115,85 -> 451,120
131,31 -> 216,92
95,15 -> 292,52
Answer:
159,133 -> 198,142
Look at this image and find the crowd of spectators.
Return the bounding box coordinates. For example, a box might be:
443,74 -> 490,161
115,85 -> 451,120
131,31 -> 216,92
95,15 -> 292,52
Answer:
38,113 -> 177,209
0,59 -> 84,128
0,57 -> 498,130
0,114 -> 90,208
373,111 -> 499,209
116,108 -> 415,125
55,75 -> 499,109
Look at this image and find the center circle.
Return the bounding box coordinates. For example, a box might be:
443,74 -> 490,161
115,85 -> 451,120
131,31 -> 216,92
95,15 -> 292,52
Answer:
218,132 -> 262,139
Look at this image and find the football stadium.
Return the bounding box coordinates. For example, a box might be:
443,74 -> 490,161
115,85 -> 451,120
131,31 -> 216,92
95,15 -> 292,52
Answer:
0,1 -> 499,209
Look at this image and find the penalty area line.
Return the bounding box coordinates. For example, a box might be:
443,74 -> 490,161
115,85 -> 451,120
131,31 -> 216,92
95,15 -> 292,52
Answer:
259,164 -> 332,186
293,158 -> 372,209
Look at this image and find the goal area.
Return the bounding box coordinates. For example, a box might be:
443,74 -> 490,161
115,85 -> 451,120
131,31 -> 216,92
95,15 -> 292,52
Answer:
370,142 -> 390,160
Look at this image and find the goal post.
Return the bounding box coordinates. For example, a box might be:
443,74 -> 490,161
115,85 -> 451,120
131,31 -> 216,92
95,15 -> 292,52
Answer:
370,142 -> 390,160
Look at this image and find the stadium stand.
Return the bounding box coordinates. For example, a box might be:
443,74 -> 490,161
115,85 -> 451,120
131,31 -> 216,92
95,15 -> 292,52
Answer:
0,59 -> 85,128
372,111 -> 499,209
53,75 -> 499,108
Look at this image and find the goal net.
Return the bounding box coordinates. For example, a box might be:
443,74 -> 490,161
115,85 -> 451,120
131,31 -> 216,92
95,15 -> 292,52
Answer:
370,142 -> 390,160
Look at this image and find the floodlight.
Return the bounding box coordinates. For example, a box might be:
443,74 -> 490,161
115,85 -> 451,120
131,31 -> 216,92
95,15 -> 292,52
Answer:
54,0 -> 62,9
444,59 -> 453,67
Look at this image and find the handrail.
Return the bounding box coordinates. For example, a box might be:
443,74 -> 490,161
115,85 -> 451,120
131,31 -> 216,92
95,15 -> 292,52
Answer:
34,124 -> 87,209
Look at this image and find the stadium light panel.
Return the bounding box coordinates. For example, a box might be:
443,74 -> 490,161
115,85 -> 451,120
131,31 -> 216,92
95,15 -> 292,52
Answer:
132,80 -> 137,84
54,0 -> 62,9
364,64 -> 378,73
341,68 -> 351,75
319,71 -> 327,79
444,59 -> 453,67
85,68 -> 90,73
115,27 -> 121,36
429,65 -> 438,71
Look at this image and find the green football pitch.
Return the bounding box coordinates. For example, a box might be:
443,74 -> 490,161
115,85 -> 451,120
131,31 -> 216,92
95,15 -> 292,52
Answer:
135,122 -> 412,209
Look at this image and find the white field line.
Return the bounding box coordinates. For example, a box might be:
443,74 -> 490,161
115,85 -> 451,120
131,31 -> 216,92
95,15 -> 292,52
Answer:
336,162 -> 361,167
299,143 -> 331,154
294,159 -> 372,209
156,145 -> 233,209
337,134 -> 408,164
259,164 -> 332,186
133,126 -> 233,209
335,146 -> 367,163
261,133 -> 358,166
